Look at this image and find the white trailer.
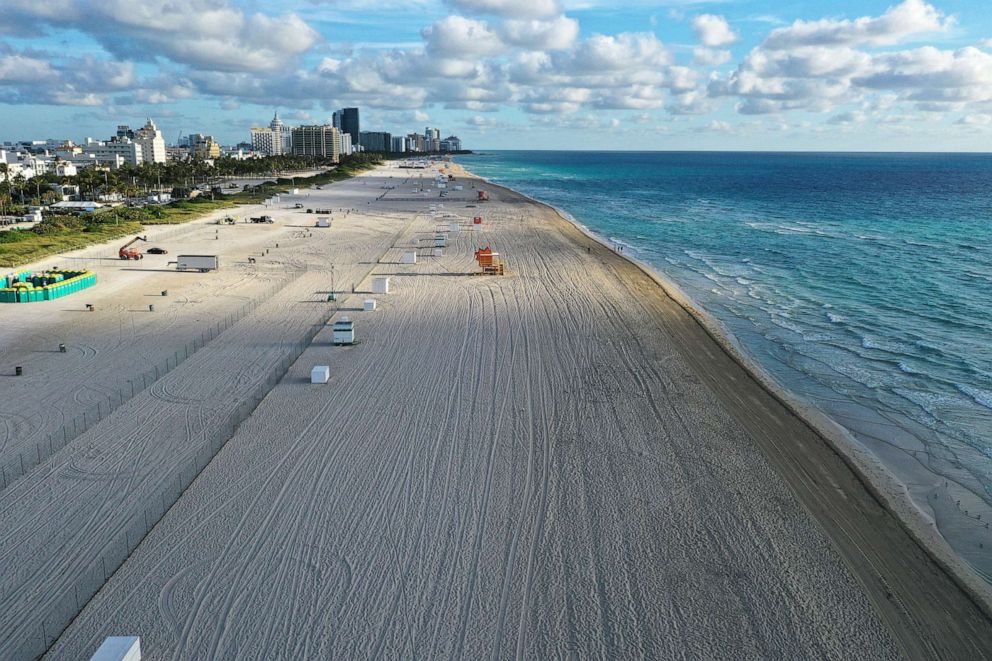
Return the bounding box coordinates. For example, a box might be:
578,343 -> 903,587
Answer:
332,318 -> 355,345
176,255 -> 219,272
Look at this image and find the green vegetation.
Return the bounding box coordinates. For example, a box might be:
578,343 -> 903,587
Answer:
0,153 -> 384,268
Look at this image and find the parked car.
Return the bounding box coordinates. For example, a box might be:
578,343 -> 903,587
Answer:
146,247 -> 168,255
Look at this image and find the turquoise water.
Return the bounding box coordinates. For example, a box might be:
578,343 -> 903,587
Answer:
461,150 -> 992,568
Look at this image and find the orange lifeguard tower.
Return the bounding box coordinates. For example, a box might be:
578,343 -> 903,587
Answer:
474,246 -> 505,275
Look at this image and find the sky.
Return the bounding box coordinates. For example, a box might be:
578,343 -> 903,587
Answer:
2,0 -> 992,151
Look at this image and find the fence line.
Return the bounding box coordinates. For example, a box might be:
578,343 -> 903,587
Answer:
8,286 -> 339,660
0,275 -> 293,493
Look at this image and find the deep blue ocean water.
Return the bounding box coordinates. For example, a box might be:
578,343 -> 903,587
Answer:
460,150 -> 992,564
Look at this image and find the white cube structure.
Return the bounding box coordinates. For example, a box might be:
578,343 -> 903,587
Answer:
311,366 -> 330,384
364,299 -> 377,311
372,276 -> 390,294
89,637 -> 141,661
332,319 -> 355,345
401,251 -> 417,264
449,223 -> 460,233
317,217 -> 330,228
432,247 -> 443,257
435,233 -> 447,247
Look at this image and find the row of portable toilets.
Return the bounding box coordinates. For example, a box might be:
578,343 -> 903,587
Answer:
1,269 -> 97,303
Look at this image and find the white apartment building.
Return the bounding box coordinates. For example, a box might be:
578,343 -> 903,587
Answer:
134,118 -> 166,163
250,112 -> 289,156
81,140 -> 142,167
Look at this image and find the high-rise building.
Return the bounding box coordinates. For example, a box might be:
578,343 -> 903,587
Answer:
291,125 -> 341,161
359,131 -> 391,153
406,133 -> 426,152
134,118 -> 167,163
249,111 -> 288,156
391,136 -> 407,153
333,108 -> 360,148
339,133 -> 353,157
189,133 -> 221,159
440,135 -> 463,152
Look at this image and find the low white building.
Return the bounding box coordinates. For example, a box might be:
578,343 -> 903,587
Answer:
82,140 -> 142,166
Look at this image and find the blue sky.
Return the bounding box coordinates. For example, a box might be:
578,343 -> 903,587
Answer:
2,0 -> 992,150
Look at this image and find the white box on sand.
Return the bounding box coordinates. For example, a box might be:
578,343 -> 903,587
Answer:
432,247 -> 443,257
372,276 -> 390,294
364,299 -> 377,311
89,636 -> 141,661
449,223 -> 460,233
317,217 -> 330,228
401,251 -> 417,264
311,366 -> 330,384
332,318 -> 355,345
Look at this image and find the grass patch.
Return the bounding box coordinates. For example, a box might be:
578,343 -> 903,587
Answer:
0,221 -> 143,268
0,157 -> 384,268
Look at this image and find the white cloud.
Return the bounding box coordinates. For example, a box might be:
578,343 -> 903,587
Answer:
692,14 -> 737,47
956,113 -> 991,126
763,0 -> 951,50
498,16 -> 579,50
828,110 -> 867,124
693,48 -> 731,66
446,0 -> 562,19
567,33 -> 672,72
2,0 -> 319,73
422,16 -> 504,56
702,119 -> 731,132
708,1 -> 986,119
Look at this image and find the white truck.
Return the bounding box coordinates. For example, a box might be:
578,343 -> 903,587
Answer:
176,255 -> 219,272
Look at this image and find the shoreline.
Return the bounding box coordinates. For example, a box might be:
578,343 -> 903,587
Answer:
20,160 -> 991,659
452,161 -> 992,628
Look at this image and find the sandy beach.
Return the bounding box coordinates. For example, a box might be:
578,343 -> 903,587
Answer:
0,161 -> 989,659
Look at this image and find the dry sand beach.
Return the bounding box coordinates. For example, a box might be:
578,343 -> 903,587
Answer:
0,162 -> 990,659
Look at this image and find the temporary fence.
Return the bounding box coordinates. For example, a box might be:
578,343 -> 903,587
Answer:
3,198 -> 420,659
0,276 -> 291,492
5,285 -> 340,661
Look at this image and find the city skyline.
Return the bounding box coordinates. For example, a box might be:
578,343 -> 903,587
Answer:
2,0 -> 992,151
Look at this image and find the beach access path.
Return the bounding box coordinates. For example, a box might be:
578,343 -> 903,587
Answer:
0,162 -> 985,659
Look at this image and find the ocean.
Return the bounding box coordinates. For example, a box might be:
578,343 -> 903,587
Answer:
460,150 -> 992,577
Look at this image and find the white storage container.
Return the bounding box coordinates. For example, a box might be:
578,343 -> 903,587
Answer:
364,299 -> 377,311
401,251 -> 417,264
332,319 -> 355,345
317,217 -> 330,228
372,276 -> 390,294
449,223 -> 460,233
311,366 -> 330,384
89,636 -> 141,661
432,247 -> 443,257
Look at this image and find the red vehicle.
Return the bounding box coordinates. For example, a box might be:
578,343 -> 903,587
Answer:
118,236 -> 146,260
473,216 -> 482,224
477,190 -> 490,202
